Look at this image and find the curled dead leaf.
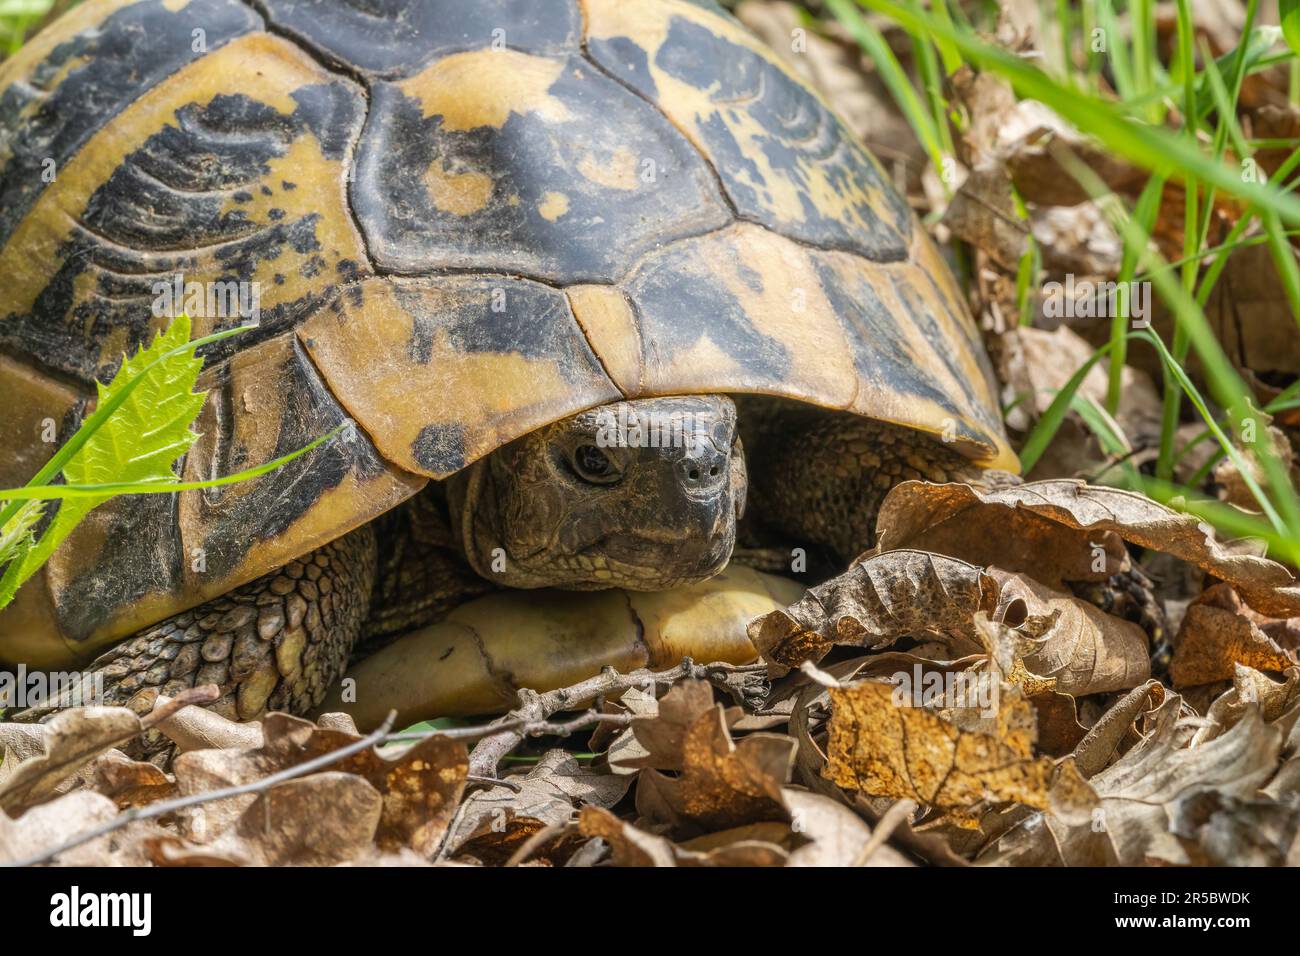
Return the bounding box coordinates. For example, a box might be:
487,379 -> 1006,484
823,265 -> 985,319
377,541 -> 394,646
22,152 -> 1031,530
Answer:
993,571 -> 1151,695
446,749 -> 630,864
578,805 -> 790,867
876,479 -> 1300,616
1171,583 -> 1300,688
1193,666 -> 1300,746
985,694 -> 1294,865
0,707 -> 144,813
747,550 -> 998,672
80,750 -> 175,809
632,681 -> 795,834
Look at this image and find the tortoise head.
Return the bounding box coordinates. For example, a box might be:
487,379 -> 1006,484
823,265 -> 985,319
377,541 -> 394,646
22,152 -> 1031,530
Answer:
448,396 -> 745,590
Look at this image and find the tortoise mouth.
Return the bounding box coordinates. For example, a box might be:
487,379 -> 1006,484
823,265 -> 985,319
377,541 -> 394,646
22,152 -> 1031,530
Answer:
541,533 -> 736,591
579,528 -> 735,588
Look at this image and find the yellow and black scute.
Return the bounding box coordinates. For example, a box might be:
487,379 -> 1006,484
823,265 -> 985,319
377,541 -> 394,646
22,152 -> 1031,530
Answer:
0,0 -> 1014,668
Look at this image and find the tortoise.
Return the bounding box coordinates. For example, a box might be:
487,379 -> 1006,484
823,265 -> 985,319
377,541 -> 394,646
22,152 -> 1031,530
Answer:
0,0 -> 1017,726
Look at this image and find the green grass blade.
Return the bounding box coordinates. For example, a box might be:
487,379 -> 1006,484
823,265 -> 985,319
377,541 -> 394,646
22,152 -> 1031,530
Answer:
1018,340 -> 1117,472
831,0 -> 949,188
1280,0 -> 1300,57
0,424 -> 345,501
855,0 -> 1300,227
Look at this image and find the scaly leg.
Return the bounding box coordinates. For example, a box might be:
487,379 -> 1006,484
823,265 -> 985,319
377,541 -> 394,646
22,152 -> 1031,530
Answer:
82,525 -> 377,725
17,486 -> 501,752
737,397 -> 983,563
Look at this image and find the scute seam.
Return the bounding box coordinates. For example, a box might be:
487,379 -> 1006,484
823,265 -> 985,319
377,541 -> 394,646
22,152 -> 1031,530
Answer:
237,0 -> 378,275
562,287 -> 631,401
576,7 -> 913,263
576,41 -> 742,227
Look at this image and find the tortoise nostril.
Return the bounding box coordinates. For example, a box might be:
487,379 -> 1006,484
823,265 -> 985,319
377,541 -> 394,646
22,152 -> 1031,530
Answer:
709,465 -> 719,477
688,467 -> 701,481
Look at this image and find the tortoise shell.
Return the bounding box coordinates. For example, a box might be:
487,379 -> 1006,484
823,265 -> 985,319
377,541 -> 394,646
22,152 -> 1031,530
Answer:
0,0 -> 1015,667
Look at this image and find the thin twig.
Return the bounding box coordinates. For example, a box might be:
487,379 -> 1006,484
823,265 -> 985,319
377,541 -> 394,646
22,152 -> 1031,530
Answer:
6,710 -> 399,868
852,798 -> 917,866
467,658 -> 765,778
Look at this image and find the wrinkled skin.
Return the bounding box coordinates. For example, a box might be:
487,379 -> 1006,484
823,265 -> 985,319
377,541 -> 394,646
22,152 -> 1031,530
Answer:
448,396 -> 746,590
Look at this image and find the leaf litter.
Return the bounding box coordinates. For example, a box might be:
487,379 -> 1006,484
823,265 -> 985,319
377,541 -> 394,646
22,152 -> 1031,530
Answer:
6,0 -> 1300,868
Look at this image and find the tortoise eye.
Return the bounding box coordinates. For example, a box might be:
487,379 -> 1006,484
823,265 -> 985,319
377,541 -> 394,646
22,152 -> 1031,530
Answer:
572,444 -> 619,484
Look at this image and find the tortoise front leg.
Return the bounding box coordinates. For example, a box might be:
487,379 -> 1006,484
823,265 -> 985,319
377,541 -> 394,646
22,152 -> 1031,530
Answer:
34,526 -> 379,747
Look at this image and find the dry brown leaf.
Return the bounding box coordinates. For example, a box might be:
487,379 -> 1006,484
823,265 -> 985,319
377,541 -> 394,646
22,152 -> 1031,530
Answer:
594,686 -> 658,775
876,484 -> 1124,590
157,773 -> 384,867
1030,203 -> 1123,276
948,65 -> 1146,207
1193,666 -> 1300,746
578,805 -> 789,867
579,805 -> 676,866
232,773 -> 382,866
622,679 -> 716,772
993,571 -> 1151,695
1027,691 -> 1089,758
876,479 -> 1300,616
0,722 -> 46,769
942,165 -> 1027,271
636,718 -> 794,835
79,750 -> 175,809
1006,133 -> 1150,208
1171,583 -> 1300,687
997,326 -> 1161,468
0,790 -> 167,866
781,787 -> 912,867
144,835 -> 249,866
153,696 -> 264,754
344,735 -> 468,857
173,712 -> 466,855
1201,241 -> 1300,383
0,707 -> 143,813
984,692 -> 1294,865
446,749 -> 630,864
624,680 -> 794,834
748,550 -> 998,671
950,65 -> 1023,167
1211,425 -> 1298,510
1071,681 -> 1167,778
824,681 -> 1055,819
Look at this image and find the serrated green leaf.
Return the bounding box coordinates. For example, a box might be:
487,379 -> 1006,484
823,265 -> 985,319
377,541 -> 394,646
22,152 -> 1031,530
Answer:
0,500 -> 43,571
1282,0 -> 1300,57
0,314 -> 206,605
